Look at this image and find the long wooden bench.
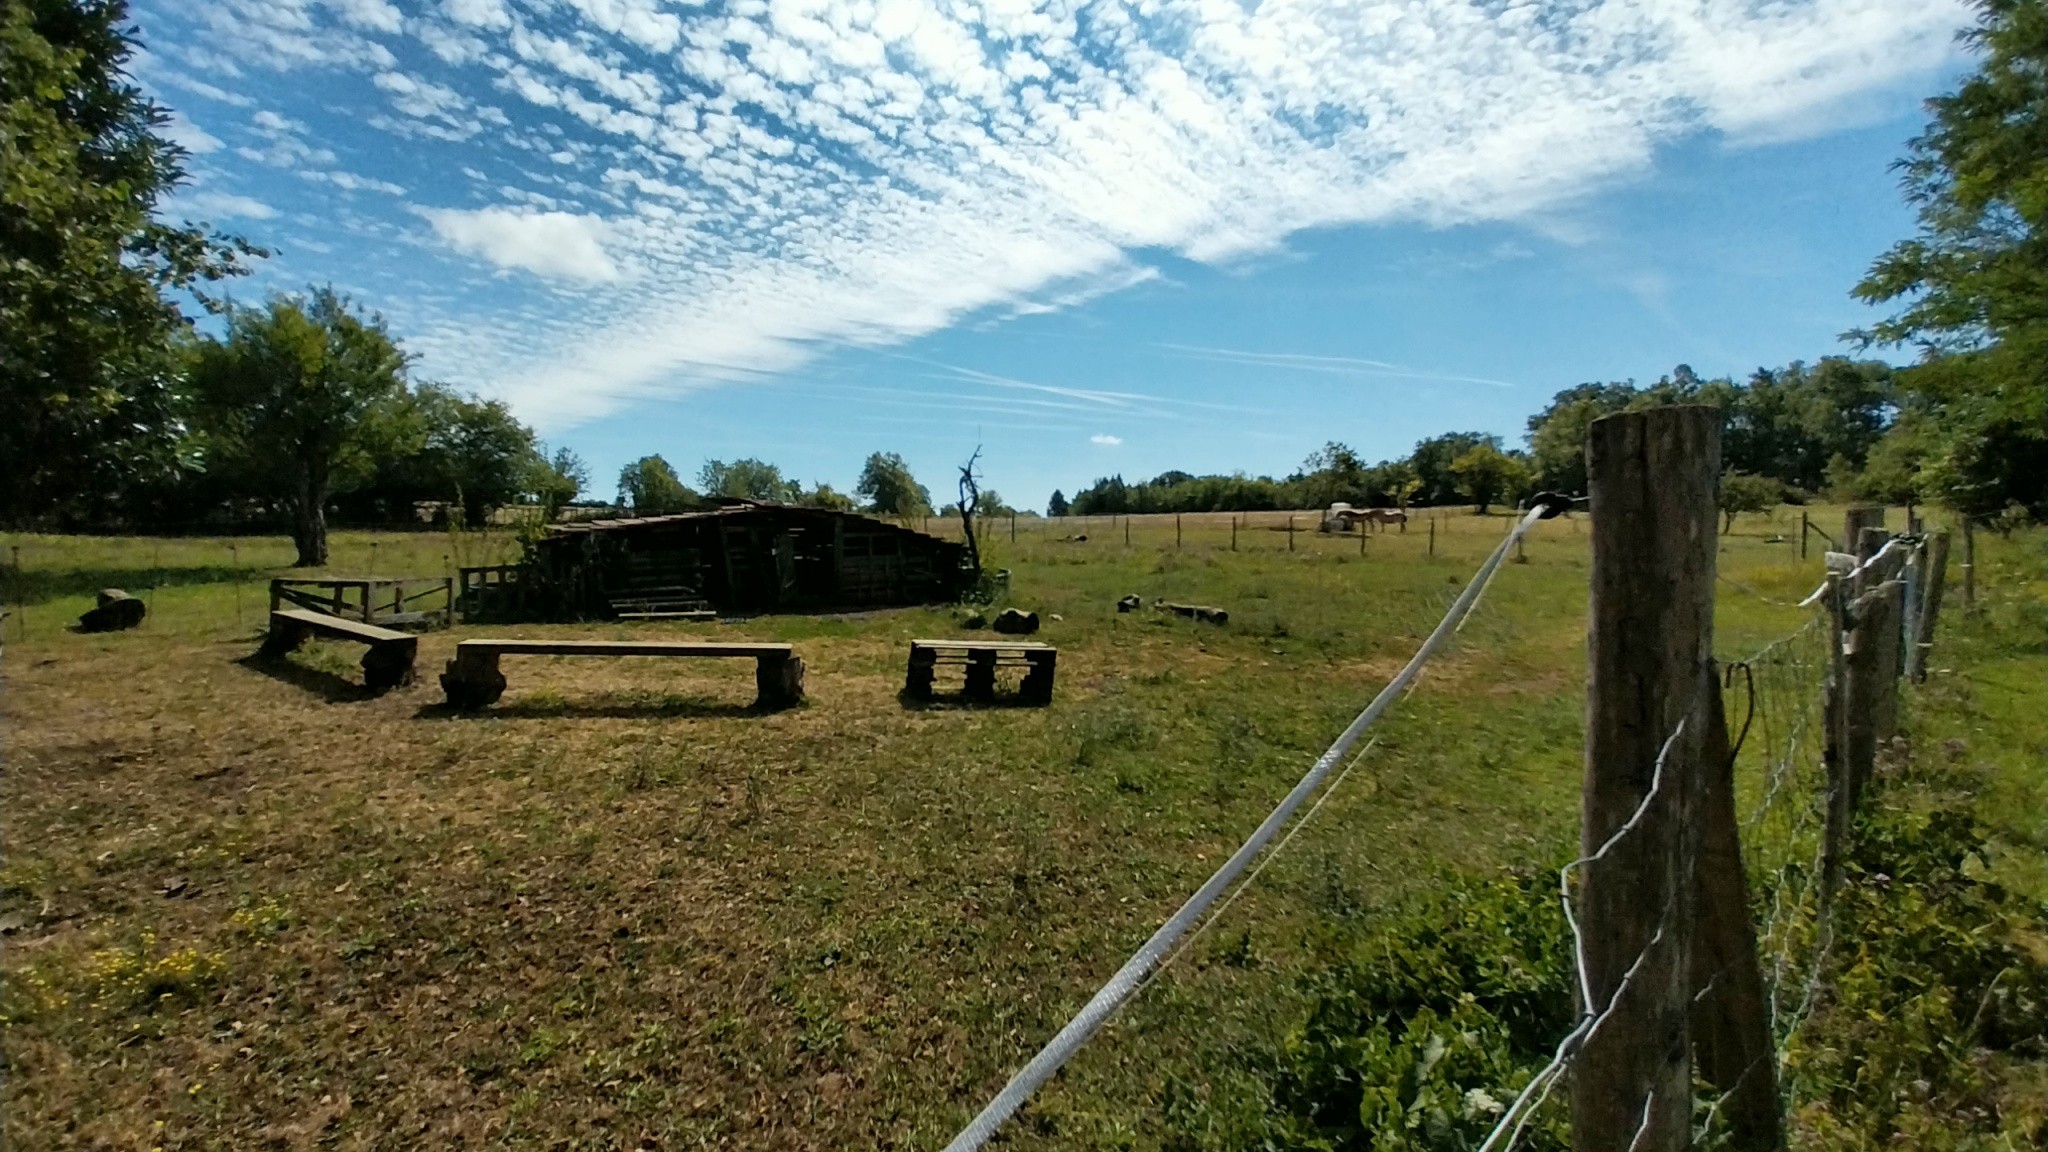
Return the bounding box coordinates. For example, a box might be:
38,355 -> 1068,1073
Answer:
905,639 -> 1056,704
262,608 -> 419,692
440,639 -> 804,711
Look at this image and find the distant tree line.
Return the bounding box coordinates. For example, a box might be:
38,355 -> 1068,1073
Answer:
1058,357 -> 1903,522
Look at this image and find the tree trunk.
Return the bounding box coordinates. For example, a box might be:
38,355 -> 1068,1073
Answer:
292,463 -> 329,568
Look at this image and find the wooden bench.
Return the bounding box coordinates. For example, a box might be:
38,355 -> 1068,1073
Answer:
262,608 -> 419,692
439,639 -> 804,711
905,639 -> 1056,704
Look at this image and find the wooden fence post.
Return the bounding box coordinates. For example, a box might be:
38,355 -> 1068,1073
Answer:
1231,518 -> 1237,551
1842,581 -> 1902,814
1124,516 -> 1131,547
1428,516 -> 1436,558
1800,510 -> 1809,560
1010,513 -> 1016,542
1691,670 -> 1786,1151
1175,513 -> 1182,550
1577,405 -> 1719,1152
1820,576 -> 1851,915
1287,516 -> 1295,551
1358,526 -> 1366,556
1844,506 -> 1885,556
1908,532 -> 1951,682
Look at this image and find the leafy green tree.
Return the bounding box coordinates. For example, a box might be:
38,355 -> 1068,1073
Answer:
0,0 -> 263,524
699,457 -> 801,503
186,289 -> 407,565
528,445 -> 587,516
1853,0 -> 2048,519
1853,409 -> 1938,507
798,482 -> 855,511
617,455 -> 693,515
1296,441 -> 1368,508
1411,432 -> 1497,506
1448,442 -> 1529,514
407,384 -> 538,524
1526,383 -> 1639,494
854,451 -> 932,516
1718,471 -> 1782,534
1047,489 -> 1069,517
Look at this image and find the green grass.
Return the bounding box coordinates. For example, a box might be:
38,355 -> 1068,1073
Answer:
1,505 -> 2041,1149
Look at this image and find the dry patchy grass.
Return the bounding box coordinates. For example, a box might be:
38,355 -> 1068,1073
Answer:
2,505 -> 2037,1149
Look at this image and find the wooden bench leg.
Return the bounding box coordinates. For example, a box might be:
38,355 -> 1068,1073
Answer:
1019,651 -> 1057,705
440,651 -> 505,710
904,651 -> 937,699
361,639 -> 417,694
260,618 -> 310,659
964,650 -> 998,701
755,654 -> 805,710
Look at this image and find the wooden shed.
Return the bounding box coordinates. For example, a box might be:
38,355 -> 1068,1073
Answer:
463,502 -> 972,620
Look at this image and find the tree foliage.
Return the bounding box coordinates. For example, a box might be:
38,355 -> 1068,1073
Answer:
185,289 -> 408,565
1047,488 -> 1069,517
1448,442 -> 1530,515
1718,471 -> 1783,534
1853,0 -> 2048,519
0,0 -> 262,525
854,451 -> 932,516
617,455 -> 695,515
699,457 -> 802,503
527,445 -> 587,516
1525,361 -> 1894,498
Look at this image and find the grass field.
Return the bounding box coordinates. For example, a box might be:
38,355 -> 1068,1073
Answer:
3,505 -> 2043,1149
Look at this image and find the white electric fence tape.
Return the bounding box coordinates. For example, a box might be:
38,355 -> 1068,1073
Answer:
940,505 -> 1550,1152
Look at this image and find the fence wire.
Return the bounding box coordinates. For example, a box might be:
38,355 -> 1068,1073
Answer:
1723,615 -> 1839,1065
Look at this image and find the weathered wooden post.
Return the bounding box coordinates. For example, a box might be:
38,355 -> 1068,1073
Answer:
1230,518 -> 1238,551
1287,515 -> 1295,551
1358,525 -> 1366,556
231,542 -> 242,627
1577,405 -> 1718,1152
1692,670 -> 1786,1151
1854,527 -> 1890,596
1962,518 -> 1976,606
1175,513 -> 1182,550
1428,515 -> 1436,558
1908,532 -> 1951,682
1842,581 -> 1902,814
1010,513 -> 1016,542
1820,576 -> 1850,915
1800,509 -> 1809,560
1844,505 -> 1885,551
1124,516 -> 1131,547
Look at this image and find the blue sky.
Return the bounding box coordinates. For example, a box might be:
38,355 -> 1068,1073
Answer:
137,0 -> 1969,511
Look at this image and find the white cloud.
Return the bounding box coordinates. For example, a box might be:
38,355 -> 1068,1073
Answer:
304,169 -> 409,194
132,0 -> 1971,429
162,112 -> 222,154
374,71 -> 469,119
178,191 -> 277,220
421,206 -> 621,283
1090,434 -> 1123,446
324,0 -> 402,35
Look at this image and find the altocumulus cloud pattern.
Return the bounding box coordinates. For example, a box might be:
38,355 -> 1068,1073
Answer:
142,0 -> 1964,429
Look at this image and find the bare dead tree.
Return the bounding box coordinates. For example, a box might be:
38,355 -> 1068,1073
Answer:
958,445 -> 983,576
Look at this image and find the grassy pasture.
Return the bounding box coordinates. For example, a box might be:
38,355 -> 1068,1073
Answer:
2,506 -> 2042,1149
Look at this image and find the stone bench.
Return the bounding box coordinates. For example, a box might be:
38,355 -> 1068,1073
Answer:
439,639 -> 803,711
